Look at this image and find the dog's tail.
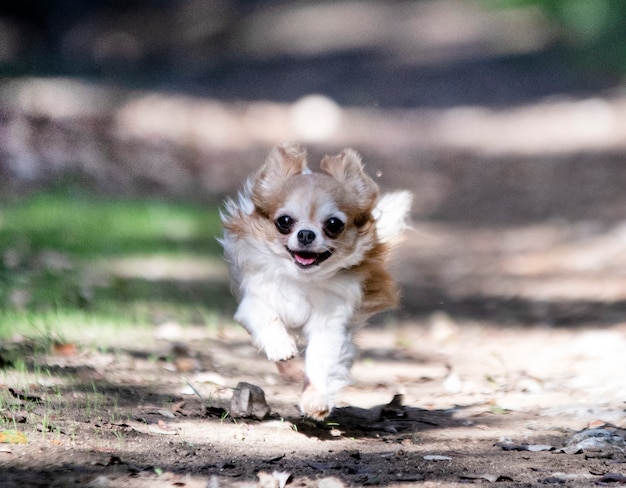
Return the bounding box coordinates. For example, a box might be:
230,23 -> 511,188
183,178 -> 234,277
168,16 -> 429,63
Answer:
373,191 -> 413,245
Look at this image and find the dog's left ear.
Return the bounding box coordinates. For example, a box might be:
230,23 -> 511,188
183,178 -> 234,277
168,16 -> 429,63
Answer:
321,149 -> 379,213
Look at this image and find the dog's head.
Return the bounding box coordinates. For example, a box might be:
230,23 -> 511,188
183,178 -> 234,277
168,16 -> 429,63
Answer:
249,143 -> 380,275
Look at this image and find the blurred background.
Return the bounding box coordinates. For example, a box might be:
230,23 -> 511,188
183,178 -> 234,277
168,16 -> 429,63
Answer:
1,0 -> 626,338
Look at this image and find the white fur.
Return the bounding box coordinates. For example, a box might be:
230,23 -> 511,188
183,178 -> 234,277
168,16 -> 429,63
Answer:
373,191 -> 413,245
220,152 -> 411,418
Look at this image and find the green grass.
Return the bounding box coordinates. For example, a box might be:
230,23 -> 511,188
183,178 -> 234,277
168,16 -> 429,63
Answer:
0,192 -> 223,257
0,191 -> 232,343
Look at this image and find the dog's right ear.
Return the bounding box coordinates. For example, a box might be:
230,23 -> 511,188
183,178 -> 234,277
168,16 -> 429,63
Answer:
251,143 -> 307,212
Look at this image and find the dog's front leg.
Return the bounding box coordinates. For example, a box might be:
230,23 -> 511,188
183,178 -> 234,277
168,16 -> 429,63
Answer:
300,323 -> 356,420
234,294 -> 297,361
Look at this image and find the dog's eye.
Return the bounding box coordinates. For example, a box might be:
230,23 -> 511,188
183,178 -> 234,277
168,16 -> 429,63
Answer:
324,217 -> 345,238
275,215 -> 295,234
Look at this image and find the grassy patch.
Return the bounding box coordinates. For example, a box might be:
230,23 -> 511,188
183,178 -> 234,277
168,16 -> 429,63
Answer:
0,192 -> 223,257
0,191 -> 232,343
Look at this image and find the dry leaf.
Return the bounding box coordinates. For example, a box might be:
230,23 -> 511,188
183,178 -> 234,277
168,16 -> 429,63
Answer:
0,430 -> 27,444
52,342 -> 78,356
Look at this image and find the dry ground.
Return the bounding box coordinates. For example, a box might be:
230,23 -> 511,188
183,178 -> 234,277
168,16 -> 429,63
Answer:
1,219 -> 625,487
0,321 -> 624,488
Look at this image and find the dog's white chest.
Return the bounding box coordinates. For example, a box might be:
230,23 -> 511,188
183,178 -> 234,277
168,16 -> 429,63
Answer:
275,274 -> 362,330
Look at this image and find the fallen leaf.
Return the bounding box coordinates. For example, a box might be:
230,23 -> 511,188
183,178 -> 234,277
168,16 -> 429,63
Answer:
0,430 -> 27,444
53,342 -> 78,356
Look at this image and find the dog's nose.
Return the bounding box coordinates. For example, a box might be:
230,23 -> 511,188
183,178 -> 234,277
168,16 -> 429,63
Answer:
297,229 -> 316,246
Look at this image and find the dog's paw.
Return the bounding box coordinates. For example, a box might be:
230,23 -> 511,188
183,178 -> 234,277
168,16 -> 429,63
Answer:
300,384 -> 332,420
261,334 -> 298,362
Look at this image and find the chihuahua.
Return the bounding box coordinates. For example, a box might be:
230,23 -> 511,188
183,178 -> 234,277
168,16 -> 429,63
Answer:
220,143 -> 411,419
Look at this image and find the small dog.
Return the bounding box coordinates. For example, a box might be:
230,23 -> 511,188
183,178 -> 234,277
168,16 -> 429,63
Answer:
220,143 -> 411,419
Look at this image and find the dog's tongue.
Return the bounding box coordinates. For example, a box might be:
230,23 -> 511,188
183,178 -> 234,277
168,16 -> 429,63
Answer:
294,252 -> 316,266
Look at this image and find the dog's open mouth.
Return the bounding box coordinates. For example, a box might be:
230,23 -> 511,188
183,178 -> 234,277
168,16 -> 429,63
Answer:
288,249 -> 333,268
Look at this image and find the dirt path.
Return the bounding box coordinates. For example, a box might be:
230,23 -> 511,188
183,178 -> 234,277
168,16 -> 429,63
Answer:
1,226 -> 625,487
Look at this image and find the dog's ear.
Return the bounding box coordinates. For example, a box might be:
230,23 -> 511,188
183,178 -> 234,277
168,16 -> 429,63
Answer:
321,149 -> 379,215
251,143 -> 307,212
